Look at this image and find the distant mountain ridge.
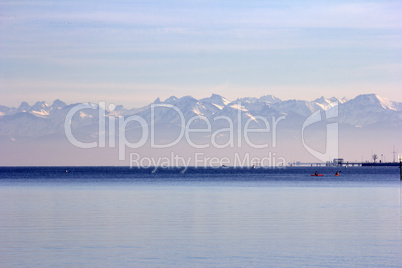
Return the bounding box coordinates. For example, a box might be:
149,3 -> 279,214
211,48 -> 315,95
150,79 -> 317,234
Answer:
0,94 -> 399,116
0,94 -> 401,140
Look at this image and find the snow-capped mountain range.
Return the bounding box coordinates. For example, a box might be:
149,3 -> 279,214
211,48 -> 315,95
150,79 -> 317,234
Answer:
0,93 -> 401,140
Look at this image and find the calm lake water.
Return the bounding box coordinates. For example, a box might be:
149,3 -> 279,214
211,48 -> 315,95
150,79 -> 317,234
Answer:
1,166 -> 401,267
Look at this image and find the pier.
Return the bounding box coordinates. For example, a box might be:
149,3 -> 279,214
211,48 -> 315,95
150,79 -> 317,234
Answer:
290,158 -> 400,167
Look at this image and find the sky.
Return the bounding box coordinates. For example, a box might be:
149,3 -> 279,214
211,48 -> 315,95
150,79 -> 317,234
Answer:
1,0 -> 402,108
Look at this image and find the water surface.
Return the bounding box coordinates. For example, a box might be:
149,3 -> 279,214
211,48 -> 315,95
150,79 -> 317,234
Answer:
1,167 -> 401,267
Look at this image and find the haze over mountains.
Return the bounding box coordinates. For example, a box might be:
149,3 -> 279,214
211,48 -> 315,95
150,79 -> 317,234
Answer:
0,94 -> 401,166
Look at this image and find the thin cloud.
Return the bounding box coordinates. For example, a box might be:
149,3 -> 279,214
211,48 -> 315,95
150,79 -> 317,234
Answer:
1,0 -> 401,106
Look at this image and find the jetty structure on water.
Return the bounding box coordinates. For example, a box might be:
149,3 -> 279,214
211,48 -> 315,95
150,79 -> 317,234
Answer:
290,158 -> 400,167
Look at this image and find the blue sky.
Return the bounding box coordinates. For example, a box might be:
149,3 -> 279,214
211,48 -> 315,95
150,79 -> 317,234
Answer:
1,0 -> 401,107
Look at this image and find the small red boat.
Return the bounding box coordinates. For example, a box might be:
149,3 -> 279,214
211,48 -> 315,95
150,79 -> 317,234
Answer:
311,174 -> 323,176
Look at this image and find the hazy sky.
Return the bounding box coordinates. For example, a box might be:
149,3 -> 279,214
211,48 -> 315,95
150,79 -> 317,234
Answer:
1,0 -> 401,108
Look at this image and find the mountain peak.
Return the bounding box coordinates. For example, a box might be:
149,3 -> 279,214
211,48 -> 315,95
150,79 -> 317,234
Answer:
210,93 -> 223,99
180,95 -> 197,101
353,94 -> 382,104
164,96 -> 178,103
153,97 -> 161,104
348,94 -> 397,111
51,99 -> 67,109
32,101 -> 49,107
314,96 -> 327,102
29,101 -> 50,117
113,105 -> 125,112
355,93 -> 380,101
259,95 -> 281,103
30,101 -> 49,110
201,94 -> 230,106
329,97 -> 339,103
17,101 -> 31,112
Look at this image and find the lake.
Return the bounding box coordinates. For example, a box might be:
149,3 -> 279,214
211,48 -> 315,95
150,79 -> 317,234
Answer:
0,166 -> 401,267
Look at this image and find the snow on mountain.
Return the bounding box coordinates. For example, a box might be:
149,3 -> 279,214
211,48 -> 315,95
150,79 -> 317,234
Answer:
239,100 -> 271,114
236,95 -> 281,105
199,94 -> 230,114
231,95 -> 280,115
337,94 -> 402,126
331,97 -> 348,104
375,95 -> 399,111
348,94 -> 396,111
340,94 -> 394,112
200,94 -> 230,109
271,99 -> 320,117
29,101 -> 50,118
0,94 -> 401,140
213,102 -> 259,127
200,94 -> 230,106
132,95 -> 204,126
312,96 -> 341,111
259,95 -> 282,104
0,112 -> 55,138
